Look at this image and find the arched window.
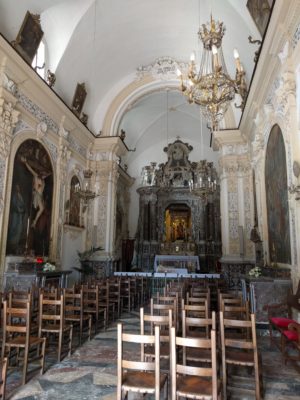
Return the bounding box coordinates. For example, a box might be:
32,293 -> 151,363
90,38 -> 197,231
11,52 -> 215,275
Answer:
68,176 -> 81,227
32,40 -> 45,79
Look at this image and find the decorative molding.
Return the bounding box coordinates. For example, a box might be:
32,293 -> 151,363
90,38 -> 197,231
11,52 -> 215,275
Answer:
42,137 -> 58,162
0,158 -> 6,213
136,56 -> 188,81
36,121 -> 48,139
63,224 -> 85,240
290,208 -> 297,265
58,124 -> 70,140
13,119 -> 33,135
68,135 -> 86,158
16,89 -> 59,134
0,72 -> 17,95
292,22 -> 300,49
0,99 -> 19,134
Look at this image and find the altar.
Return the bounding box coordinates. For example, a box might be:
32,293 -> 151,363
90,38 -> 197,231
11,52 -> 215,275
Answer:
154,254 -> 200,273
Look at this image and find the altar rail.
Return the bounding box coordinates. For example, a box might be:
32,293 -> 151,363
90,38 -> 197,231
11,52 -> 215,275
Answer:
114,272 -> 221,294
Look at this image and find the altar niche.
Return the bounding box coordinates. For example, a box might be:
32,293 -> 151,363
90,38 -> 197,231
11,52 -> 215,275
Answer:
165,203 -> 191,242
135,139 -> 222,271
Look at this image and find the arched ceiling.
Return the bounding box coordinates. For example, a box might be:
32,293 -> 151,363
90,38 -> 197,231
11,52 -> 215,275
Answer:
0,0 -> 262,161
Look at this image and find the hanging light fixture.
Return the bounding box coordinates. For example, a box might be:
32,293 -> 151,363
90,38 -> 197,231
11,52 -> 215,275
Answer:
190,159 -> 218,199
189,111 -> 218,198
177,15 -> 247,131
74,169 -> 99,207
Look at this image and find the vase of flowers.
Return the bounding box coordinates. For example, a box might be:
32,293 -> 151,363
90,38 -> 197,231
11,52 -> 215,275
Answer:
248,266 -> 262,278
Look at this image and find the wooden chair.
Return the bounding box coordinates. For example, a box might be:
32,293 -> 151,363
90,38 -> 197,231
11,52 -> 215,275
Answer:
140,307 -> 172,371
38,293 -> 73,362
151,297 -> 177,332
108,278 -> 121,319
64,289 -> 92,345
222,301 -> 250,321
120,277 -> 135,313
98,280 -> 115,324
182,298 -> 209,319
117,323 -> 168,400
281,321 -> 300,364
82,285 -> 107,333
0,358 -> 7,400
182,309 -> 217,364
220,311 -> 262,400
170,326 -> 221,399
2,300 -> 46,385
186,292 -> 211,317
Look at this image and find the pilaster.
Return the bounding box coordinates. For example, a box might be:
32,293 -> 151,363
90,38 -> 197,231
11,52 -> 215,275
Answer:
213,129 -> 254,261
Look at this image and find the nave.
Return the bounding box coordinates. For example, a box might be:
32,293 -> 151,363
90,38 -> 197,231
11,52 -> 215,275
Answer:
4,286 -> 300,400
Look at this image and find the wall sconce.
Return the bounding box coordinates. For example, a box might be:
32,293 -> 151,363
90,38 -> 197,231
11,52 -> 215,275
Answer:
289,161 -> 300,200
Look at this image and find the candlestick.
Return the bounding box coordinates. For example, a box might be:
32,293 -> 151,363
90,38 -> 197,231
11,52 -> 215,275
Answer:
26,217 -> 30,237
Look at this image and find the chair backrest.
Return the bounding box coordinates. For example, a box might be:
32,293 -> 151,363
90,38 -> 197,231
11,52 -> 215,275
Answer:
222,300 -> 250,321
151,297 -> 177,329
182,309 -> 216,338
140,307 -> 172,339
64,289 -> 83,318
2,300 -> 31,345
182,298 -> 209,319
117,323 -> 161,400
218,290 -> 241,310
220,311 -> 258,354
8,291 -> 32,309
39,293 -> 65,331
170,326 -> 218,399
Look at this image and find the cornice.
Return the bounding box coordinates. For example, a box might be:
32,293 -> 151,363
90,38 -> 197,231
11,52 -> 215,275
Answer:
212,129 -> 246,151
241,0 -> 300,140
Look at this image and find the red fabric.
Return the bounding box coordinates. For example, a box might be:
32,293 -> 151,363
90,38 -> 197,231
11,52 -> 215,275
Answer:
270,317 -> 295,328
283,330 -> 299,341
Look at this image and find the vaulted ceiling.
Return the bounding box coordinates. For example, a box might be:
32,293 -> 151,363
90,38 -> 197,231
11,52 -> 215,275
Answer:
0,0 -> 263,161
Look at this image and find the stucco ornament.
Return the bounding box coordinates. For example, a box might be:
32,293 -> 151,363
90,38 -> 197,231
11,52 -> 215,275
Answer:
0,99 -> 19,133
36,121 -> 48,139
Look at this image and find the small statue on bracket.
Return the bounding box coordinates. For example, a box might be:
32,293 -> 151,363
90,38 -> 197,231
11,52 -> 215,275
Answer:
46,69 -> 56,87
80,113 -> 88,126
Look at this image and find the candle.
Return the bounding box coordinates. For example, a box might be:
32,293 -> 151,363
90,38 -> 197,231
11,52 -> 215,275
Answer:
233,48 -> 241,72
26,217 -> 30,237
212,45 -> 219,70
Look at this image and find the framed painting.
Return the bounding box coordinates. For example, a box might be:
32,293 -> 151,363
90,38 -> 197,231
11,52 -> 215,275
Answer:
71,82 -> 87,116
6,139 -> 53,257
13,11 -> 44,64
246,0 -> 274,36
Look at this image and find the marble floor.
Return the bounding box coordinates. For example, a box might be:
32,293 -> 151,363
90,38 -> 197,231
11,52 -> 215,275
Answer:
5,311 -> 300,400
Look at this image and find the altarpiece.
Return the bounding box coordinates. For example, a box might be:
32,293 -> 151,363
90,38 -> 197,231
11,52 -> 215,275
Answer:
135,139 -> 221,272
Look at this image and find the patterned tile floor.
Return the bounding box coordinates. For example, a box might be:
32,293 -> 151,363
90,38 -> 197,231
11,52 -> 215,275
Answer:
5,311 -> 300,400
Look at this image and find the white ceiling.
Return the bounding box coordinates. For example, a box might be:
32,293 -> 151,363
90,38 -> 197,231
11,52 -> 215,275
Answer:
0,0 -> 262,162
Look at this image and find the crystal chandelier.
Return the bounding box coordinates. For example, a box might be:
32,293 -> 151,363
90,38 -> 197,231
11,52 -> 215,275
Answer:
190,160 -> 218,198
177,16 -> 247,130
74,169 -> 99,206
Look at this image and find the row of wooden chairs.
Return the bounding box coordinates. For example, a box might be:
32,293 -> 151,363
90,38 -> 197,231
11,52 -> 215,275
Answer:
117,308 -> 261,399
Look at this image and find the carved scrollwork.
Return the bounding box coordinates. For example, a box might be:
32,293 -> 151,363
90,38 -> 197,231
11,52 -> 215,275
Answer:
0,99 -> 19,135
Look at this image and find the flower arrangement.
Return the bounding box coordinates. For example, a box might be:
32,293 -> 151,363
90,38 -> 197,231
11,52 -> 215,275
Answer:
248,266 -> 262,278
43,262 -> 56,272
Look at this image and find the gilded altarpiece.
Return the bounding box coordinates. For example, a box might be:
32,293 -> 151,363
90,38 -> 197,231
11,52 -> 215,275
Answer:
135,140 -> 221,271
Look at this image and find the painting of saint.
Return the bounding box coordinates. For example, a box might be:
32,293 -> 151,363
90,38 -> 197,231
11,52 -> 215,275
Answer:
6,140 -> 53,257
69,176 -> 81,226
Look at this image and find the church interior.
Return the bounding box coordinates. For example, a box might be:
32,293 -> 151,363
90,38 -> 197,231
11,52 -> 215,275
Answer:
0,0 -> 300,399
